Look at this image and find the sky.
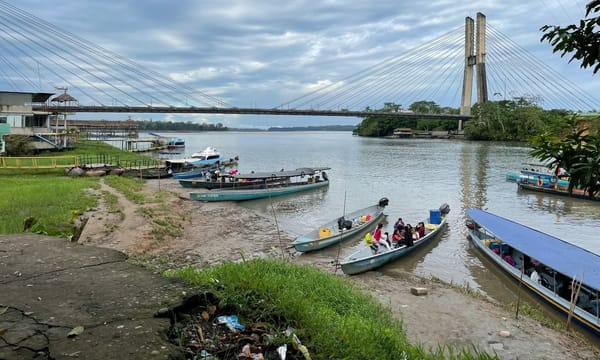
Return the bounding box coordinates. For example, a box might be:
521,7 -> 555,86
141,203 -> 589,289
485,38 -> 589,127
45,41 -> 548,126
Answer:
5,0 -> 599,128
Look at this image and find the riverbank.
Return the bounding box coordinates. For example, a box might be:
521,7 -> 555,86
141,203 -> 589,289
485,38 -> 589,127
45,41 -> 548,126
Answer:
2,176 -> 597,359
88,178 -> 600,358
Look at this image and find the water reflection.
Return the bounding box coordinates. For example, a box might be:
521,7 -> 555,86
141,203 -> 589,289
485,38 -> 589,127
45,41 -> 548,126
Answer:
142,131 -> 600,340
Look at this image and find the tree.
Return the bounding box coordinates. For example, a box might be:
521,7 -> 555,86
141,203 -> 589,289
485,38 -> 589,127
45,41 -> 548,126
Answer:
540,1 -> 600,73
529,116 -> 600,197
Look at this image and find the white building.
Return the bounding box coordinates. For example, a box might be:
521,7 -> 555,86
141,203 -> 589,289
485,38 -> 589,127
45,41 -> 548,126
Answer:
0,91 -> 57,154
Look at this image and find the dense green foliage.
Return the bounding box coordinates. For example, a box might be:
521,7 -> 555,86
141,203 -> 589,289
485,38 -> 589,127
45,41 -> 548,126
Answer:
530,117 -> 600,197
353,101 -> 459,136
464,98 -> 572,141
135,120 -> 227,131
166,259 -> 497,360
540,1 -> 600,74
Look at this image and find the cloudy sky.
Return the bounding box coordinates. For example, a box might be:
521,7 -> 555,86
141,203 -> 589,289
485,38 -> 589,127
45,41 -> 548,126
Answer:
5,0 -> 598,128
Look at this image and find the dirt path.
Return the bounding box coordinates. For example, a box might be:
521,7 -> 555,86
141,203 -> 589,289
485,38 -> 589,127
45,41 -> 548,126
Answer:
78,178 -> 600,359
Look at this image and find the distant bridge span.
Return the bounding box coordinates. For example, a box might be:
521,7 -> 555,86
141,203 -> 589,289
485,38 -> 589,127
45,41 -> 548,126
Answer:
33,105 -> 473,121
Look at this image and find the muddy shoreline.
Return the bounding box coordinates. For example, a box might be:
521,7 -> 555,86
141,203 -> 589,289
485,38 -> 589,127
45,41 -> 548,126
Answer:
77,178 -> 599,359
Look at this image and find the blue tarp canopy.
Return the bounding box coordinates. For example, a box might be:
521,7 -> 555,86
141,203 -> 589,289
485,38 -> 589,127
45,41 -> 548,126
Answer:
466,209 -> 600,291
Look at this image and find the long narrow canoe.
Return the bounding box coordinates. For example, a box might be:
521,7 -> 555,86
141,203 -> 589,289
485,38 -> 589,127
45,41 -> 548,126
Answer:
190,180 -> 328,201
292,198 -> 389,252
465,209 -> 600,336
339,203 -> 450,275
190,167 -> 330,202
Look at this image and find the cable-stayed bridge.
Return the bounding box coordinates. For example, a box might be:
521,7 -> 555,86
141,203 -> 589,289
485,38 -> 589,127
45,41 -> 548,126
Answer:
0,1 -> 598,126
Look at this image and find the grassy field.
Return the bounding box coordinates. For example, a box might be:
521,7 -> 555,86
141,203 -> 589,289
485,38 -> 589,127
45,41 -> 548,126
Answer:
0,140 -> 151,235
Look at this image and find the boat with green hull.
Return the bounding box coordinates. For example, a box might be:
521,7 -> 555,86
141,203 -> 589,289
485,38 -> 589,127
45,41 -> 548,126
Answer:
189,167 -> 330,202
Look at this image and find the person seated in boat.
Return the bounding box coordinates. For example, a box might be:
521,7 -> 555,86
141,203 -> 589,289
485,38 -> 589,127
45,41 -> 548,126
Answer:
416,222 -> 426,238
402,224 -> 414,247
502,253 -> 516,266
391,228 -> 402,247
529,266 -> 541,283
373,223 -> 391,251
382,232 -> 392,248
393,218 -> 405,232
365,232 -> 379,254
411,226 -> 420,240
373,223 -> 383,242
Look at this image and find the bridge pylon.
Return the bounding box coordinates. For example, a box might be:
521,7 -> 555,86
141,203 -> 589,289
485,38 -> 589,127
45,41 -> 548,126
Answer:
460,12 -> 488,131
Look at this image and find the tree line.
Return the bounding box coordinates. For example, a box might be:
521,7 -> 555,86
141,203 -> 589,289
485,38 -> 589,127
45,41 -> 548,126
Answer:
135,120 -> 227,131
351,98 -> 578,141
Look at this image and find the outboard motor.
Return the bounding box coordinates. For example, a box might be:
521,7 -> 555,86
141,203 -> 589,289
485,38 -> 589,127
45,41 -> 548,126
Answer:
439,203 -> 450,215
337,216 -> 346,230
343,219 -> 353,230
378,197 -> 390,208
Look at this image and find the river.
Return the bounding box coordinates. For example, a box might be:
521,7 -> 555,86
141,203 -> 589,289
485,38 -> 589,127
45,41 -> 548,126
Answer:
144,131 -> 600,306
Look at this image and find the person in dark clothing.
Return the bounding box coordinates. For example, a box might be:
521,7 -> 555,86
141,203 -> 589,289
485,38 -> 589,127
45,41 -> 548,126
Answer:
403,224 -> 414,247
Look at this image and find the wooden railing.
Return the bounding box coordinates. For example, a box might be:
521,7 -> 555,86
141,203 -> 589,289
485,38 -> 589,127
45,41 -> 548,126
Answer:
0,156 -> 80,169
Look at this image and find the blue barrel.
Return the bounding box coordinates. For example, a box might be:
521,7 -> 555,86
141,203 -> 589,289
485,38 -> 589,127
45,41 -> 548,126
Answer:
429,209 -> 441,224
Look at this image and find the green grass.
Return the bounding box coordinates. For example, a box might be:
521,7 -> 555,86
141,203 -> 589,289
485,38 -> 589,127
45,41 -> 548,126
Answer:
103,175 -> 147,204
0,176 -> 98,236
0,140 -> 152,236
102,190 -> 124,221
165,259 -> 498,360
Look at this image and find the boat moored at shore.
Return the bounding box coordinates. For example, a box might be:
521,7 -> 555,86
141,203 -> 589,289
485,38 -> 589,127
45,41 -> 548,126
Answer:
292,198 -> 389,252
465,209 -> 600,336
339,203 -> 450,275
189,167 -> 330,202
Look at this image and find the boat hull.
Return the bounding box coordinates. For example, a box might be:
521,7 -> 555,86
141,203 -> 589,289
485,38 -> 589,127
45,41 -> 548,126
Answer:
292,201 -> 388,252
190,180 -> 329,202
506,172 -> 569,187
340,205 -> 449,275
518,182 -> 599,201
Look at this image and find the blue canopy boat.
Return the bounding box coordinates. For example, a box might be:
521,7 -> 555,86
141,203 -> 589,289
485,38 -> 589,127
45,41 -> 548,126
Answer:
339,203 -> 450,275
465,209 -> 600,336
189,167 -> 330,202
505,162 -> 569,187
292,198 -> 389,252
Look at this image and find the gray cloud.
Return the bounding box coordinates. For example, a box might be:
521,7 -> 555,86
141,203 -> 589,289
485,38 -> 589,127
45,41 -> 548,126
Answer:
7,0 -> 597,127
